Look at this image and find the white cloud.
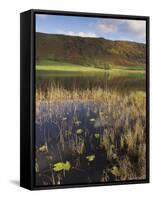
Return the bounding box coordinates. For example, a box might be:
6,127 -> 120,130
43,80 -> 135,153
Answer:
127,20 -> 146,37
96,19 -> 146,43
58,31 -> 97,38
96,19 -> 123,33
97,23 -> 118,32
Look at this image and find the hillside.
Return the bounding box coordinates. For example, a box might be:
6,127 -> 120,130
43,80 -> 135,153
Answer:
36,32 -> 146,67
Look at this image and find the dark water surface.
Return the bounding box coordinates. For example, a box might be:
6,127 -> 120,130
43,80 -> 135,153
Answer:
36,72 -> 145,92
36,101 -> 110,146
36,72 -> 145,146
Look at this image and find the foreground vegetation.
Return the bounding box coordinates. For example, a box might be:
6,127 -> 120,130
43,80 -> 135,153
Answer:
35,85 -> 146,185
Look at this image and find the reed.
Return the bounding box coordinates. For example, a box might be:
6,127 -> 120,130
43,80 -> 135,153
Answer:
35,85 -> 146,185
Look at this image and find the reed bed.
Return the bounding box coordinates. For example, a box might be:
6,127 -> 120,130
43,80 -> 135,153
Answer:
35,85 -> 146,185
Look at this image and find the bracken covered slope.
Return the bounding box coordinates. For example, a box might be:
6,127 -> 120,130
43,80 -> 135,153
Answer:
36,32 -> 146,67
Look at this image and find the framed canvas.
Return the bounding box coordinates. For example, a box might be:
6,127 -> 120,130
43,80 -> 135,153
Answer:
20,9 -> 149,190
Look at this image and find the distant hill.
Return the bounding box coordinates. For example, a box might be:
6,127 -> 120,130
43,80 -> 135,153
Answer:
36,32 -> 146,67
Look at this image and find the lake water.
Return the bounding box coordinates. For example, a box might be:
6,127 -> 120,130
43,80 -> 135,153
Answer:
36,71 -> 145,92
36,71 -> 145,146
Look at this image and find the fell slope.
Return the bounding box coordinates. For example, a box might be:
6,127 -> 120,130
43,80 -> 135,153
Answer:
36,32 -> 146,67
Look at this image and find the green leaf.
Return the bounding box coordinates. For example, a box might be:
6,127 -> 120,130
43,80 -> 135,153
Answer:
39,143 -> 48,153
86,154 -> 95,162
111,166 -> 120,176
53,161 -> 71,172
76,128 -> 83,134
94,133 -> 100,139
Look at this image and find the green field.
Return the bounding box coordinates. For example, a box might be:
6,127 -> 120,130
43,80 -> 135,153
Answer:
36,60 -> 145,77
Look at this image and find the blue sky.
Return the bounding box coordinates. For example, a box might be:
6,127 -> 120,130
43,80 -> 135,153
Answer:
36,14 -> 146,43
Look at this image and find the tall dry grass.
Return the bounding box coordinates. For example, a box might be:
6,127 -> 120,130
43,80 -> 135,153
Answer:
35,85 -> 146,185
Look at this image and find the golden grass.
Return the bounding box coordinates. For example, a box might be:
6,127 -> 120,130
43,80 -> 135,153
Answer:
36,85 -> 146,185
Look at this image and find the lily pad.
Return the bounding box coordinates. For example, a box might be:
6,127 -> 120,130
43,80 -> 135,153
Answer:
86,154 -> 95,162
39,144 -> 48,153
53,161 -> 71,172
111,166 -> 120,176
94,133 -> 100,139
76,129 -> 83,134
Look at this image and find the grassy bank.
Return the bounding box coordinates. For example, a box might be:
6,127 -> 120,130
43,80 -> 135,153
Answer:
36,60 -> 145,77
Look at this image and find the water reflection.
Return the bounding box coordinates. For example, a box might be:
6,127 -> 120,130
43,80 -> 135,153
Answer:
36,71 -> 145,92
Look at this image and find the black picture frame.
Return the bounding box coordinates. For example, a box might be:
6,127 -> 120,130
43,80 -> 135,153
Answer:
20,9 -> 150,190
